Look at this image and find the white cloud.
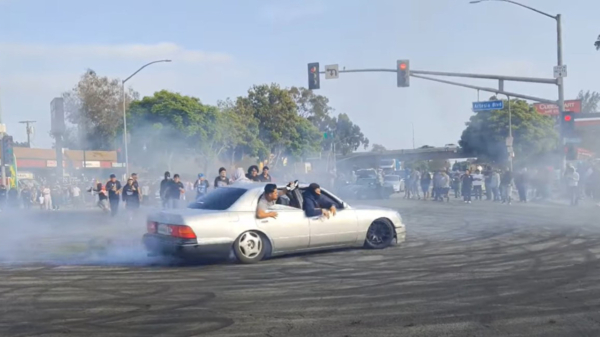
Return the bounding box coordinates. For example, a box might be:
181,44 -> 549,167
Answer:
0,42 -> 233,64
260,1 -> 326,24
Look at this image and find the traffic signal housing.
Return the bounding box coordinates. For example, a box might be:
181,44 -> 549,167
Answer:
397,60 -> 410,87
565,144 -> 577,161
560,111 -> 575,138
1,135 -> 14,166
308,62 -> 320,90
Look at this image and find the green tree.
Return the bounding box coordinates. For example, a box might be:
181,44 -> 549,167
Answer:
61,69 -> 138,150
595,34 -> 600,50
323,113 -> 370,156
236,84 -> 321,165
459,98 -> 558,165
371,144 -> 386,152
577,90 -> 600,114
128,90 -> 227,171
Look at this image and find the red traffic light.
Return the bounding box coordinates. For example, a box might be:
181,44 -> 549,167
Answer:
564,115 -> 572,122
399,63 -> 407,70
310,67 -> 317,73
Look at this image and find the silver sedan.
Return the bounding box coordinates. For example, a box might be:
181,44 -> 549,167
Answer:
143,183 -> 406,264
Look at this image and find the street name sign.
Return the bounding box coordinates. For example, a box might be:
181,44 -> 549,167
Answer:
472,100 -> 504,112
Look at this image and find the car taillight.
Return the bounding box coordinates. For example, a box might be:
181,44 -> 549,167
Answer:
169,225 -> 197,239
147,221 -> 157,233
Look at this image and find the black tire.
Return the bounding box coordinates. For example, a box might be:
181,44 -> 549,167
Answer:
233,231 -> 267,264
364,220 -> 395,249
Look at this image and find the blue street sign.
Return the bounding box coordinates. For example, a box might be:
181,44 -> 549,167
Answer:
472,100 -> 504,112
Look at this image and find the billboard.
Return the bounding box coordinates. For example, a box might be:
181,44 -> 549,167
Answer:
533,100 -> 581,116
50,97 -> 65,134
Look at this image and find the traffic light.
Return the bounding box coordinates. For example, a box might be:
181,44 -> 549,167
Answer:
1,135 -> 14,166
308,62 -> 320,90
565,144 -> 577,161
397,60 -> 410,87
560,111 -> 575,138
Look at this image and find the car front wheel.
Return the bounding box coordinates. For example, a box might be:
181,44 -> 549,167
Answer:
364,220 -> 395,249
233,231 -> 267,264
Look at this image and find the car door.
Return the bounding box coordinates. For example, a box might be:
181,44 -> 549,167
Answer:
256,204 -> 309,252
307,191 -> 358,248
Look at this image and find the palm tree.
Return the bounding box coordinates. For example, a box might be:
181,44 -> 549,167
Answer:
595,35 -> 600,50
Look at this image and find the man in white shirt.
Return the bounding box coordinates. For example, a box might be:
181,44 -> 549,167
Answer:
71,185 -> 81,206
472,167 -> 484,200
565,166 -> 580,206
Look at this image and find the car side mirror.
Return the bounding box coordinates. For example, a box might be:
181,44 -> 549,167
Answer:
342,201 -> 349,209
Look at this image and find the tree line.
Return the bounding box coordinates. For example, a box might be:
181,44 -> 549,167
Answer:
57,70 -> 369,171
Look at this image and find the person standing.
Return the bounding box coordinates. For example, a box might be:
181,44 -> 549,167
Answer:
484,166 -> 493,201
160,171 -> 171,209
421,170 -> 432,200
500,169 -> 514,205
246,165 -> 260,182
214,167 -> 230,188
472,167 -> 484,201
194,173 -> 210,201
232,168 -> 252,183
131,173 -> 142,204
462,170 -> 473,204
42,185 -> 52,210
51,185 -> 62,210
411,169 -> 422,200
21,186 -> 32,210
259,166 -> 272,182
71,184 -> 81,207
440,170 -> 451,202
167,174 -> 185,209
8,187 -> 19,209
105,174 -> 122,217
515,168 -> 529,203
122,178 -> 140,221
564,166 -> 580,206
490,170 -> 501,201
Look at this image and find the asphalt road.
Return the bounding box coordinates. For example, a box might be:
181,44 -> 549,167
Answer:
1,198 -> 600,337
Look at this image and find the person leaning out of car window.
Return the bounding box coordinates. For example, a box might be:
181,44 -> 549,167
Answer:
256,183 -> 278,219
302,183 -> 336,219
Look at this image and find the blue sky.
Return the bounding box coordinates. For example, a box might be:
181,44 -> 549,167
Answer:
0,0 -> 598,150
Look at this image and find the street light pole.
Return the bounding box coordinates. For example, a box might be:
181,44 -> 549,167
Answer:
470,0 -> 565,167
121,59 -> 171,177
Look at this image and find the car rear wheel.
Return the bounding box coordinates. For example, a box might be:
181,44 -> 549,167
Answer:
364,220 -> 395,249
233,231 -> 267,264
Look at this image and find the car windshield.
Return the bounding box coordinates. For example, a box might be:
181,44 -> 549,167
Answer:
384,176 -> 400,181
188,187 -> 247,210
357,179 -> 376,186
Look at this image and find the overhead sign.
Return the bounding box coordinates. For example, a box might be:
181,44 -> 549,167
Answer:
472,100 -> 504,112
83,161 -> 101,168
564,137 -> 582,144
553,65 -> 567,79
325,64 -> 339,79
533,100 -> 581,116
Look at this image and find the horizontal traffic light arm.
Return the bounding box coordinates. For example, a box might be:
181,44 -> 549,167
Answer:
316,68 -> 557,84
315,67 -> 557,104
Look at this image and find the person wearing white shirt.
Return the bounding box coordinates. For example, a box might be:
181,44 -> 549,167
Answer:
472,167 -> 484,200
565,166 -> 580,206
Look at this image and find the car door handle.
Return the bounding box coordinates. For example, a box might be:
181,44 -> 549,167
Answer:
311,217 -> 320,220
260,220 -> 269,223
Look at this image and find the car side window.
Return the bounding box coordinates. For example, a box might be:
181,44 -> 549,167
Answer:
257,193 -> 299,212
319,191 -> 343,209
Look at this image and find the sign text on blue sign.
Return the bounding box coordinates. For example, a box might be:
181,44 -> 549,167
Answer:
472,100 -> 504,112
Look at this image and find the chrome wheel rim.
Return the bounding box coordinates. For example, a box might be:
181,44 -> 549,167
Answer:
238,232 -> 262,259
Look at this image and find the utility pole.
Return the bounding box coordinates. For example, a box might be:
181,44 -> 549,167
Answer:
18,120 -> 36,147
411,123 -> 415,149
